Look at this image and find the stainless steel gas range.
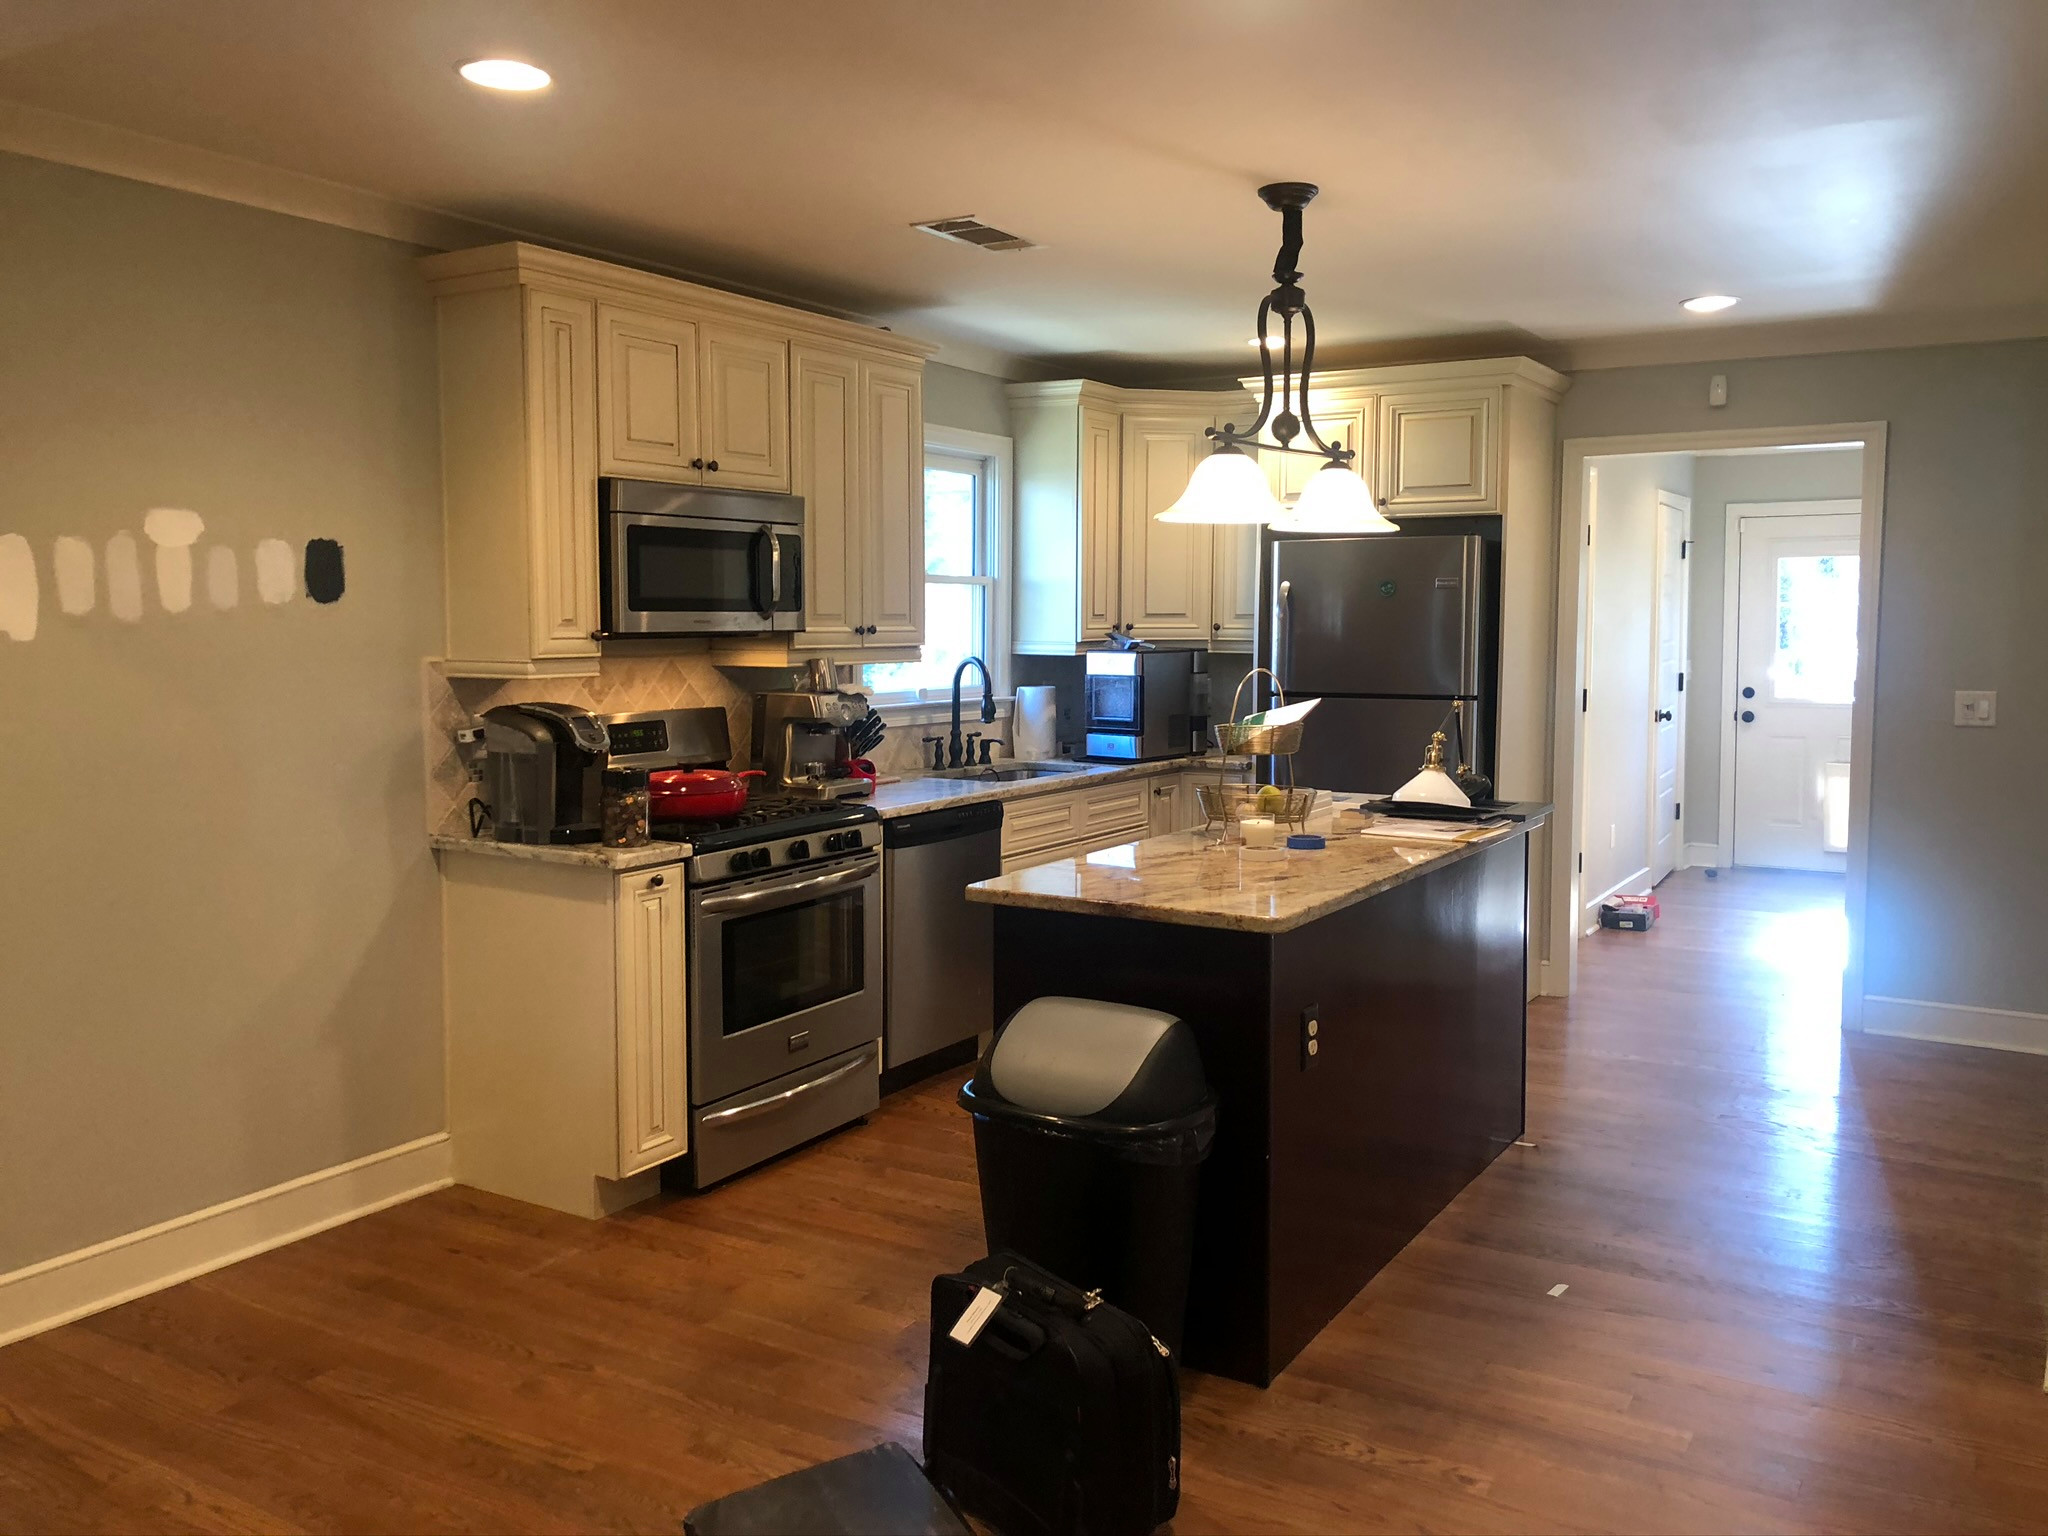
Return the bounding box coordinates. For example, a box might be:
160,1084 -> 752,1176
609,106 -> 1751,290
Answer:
605,708 -> 884,1189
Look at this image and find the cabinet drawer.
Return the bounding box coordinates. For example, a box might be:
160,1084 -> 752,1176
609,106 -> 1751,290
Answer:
1000,790 -> 1084,858
1081,781 -> 1148,839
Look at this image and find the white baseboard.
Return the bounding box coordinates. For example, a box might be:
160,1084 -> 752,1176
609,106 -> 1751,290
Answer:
1682,842 -> 1722,869
1582,865 -> 1651,929
0,1132 -> 451,1348
1862,996 -> 2048,1056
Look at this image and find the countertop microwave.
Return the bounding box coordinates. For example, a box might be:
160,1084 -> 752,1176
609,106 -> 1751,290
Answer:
599,477 -> 805,636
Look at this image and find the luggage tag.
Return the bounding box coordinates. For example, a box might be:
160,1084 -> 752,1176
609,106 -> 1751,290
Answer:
948,1284 -> 1006,1347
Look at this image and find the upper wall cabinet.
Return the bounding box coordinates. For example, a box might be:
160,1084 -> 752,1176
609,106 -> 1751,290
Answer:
1262,398 -> 1373,505
421,244 -> 932,677
1009,382 -> 1251,654
1377,388 -> 1497,513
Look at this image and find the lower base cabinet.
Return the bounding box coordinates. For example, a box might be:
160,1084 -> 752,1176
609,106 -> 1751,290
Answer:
442,852 -> 688,1218
999,769 -> 1203,872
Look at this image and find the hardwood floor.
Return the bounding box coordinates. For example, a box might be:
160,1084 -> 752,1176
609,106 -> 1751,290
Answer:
2,868 -> 2044,1533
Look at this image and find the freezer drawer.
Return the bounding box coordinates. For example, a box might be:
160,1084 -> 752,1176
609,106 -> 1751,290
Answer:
1289,695 -> 1480,797
1272,534 -> 1482,697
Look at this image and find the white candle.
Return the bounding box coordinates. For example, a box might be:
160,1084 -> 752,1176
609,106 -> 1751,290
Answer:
1241,816 -> 1277,849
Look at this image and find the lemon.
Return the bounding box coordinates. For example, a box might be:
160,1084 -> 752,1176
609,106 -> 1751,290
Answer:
1255,783 -> 1286,815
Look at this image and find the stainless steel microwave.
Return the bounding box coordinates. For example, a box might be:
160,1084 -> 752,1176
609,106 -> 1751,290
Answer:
599,477 -> 805,635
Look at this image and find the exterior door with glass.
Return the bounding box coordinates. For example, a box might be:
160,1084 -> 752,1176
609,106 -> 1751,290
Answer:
1732,507 -> 1860,871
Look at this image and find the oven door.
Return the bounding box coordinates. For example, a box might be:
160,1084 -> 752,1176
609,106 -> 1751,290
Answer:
688,853 -> 882,1105
605,510 -> 805,635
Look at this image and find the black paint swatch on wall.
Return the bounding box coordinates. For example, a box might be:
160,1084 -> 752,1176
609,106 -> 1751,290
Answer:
304,539 -> 346,604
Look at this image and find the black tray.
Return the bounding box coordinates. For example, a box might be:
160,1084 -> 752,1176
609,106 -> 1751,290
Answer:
1362,797 -> 1524,823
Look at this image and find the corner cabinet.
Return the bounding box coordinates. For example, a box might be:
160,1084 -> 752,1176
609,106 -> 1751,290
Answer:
442,851 -> 689,1218
1009,383 -> 1254,654
421,243 -> 932,677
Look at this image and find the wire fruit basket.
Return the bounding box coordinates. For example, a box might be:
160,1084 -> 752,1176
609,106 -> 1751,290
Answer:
1200,669 -> 1312,832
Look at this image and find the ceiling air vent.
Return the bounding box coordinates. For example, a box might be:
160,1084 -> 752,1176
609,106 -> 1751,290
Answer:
912,216 -> 1037,252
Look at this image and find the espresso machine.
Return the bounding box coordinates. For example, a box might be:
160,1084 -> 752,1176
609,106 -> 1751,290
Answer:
754,689 -> 874,798
480,702 -> 609,843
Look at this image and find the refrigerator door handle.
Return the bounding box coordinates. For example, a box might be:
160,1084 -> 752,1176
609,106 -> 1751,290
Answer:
1274,579 -> 1291,686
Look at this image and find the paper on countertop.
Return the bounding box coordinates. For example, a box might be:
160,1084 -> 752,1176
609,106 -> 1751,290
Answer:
1352,817 -> 1500,843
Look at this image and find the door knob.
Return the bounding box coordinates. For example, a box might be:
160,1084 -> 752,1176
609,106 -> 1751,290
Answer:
1740,710 -> 1755,723
1655,709 -> 1673,722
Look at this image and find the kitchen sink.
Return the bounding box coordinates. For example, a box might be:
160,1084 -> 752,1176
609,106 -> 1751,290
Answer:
922,762 -> 1091,782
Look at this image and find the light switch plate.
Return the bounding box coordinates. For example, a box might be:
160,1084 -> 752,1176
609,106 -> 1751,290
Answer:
1954,690 -> 1996,726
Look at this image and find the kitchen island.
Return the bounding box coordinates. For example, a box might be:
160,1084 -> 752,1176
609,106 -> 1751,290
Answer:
965,800 -> 1549,1386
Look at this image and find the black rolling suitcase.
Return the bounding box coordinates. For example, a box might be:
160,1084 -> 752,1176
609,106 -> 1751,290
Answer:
924,1252 -> 1179,1536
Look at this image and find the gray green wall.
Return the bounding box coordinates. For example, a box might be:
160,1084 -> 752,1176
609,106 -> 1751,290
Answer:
1561,341 -> 2048,1015
1684,448 -> 1866,847
0,154 -> 447,1272
923,360 -> 1013,438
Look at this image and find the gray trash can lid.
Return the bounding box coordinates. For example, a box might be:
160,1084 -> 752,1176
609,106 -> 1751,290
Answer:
989,997 -> 1202,1120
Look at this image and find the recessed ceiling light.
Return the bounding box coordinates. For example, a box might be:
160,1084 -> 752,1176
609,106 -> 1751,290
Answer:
1682,294 -> 1739,314
458,59 -> 551,92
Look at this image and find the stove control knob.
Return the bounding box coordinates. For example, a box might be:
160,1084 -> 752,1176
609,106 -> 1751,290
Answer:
786,839 -> 810,862
748,847 -> 773,871
728,852 -> 752,876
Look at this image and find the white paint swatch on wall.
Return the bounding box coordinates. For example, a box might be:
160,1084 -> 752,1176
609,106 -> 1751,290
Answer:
254,538 -> 296,605
104,531 -> 144,623
52,536 -> 95,615
0,533 -> 38,641
143,507 -> 205,614
206,545 -> 239,610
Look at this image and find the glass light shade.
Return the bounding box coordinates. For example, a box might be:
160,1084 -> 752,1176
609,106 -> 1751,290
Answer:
1271,464 -> 1400,533
1155,448 -> 1282,524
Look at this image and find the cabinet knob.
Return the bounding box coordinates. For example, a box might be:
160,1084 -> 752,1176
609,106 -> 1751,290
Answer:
648,874 -> 665,888
706,459 -> 719,472
689,457 -> 704,470
1212,621 -> 1221,632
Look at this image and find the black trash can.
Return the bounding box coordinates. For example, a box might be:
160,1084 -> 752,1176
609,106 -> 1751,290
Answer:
959,997 -> 1216,1357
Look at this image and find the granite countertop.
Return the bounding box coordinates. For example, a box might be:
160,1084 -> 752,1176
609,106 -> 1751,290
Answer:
868,756 -> 1206,819
429,832 -> 691,871
966,798 -> 1552,934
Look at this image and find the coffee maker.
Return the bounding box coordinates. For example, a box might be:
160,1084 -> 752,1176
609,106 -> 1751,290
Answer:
481,703 -> 609,843
754,690 -> 870,798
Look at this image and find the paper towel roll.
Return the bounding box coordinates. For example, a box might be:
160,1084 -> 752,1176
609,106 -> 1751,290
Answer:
1013,685 -> 1057,760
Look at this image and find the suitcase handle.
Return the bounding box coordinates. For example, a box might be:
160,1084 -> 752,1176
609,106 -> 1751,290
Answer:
1002,1265 -> 1094,1318
980,1308 -> 1045,1361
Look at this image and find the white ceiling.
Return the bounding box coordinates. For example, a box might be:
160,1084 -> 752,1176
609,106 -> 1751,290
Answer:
4,0 -> 2046,377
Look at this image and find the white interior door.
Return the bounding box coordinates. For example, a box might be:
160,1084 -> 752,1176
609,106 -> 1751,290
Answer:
1733,511 -> 1859,871
1649,493 -> 1689,884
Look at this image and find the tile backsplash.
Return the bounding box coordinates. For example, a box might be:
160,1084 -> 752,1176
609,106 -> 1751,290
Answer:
422,654 -> 754,837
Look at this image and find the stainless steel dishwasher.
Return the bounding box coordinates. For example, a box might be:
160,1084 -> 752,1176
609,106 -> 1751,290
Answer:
883,801 -> 1004,1070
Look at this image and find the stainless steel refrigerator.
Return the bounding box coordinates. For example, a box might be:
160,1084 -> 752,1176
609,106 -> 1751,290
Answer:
1262,532 -> 1498,795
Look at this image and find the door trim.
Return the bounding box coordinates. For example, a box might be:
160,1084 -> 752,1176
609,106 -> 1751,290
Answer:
1548,423 -> 1887,1036
1646,490 -> 1691,887
1717,499 -> 1860,874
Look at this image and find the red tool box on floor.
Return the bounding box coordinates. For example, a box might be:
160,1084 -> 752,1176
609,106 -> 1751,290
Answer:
1599,893 -> 1659,931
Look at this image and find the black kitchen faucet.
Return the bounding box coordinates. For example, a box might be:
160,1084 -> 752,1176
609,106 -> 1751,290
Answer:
948,656 -> 995,768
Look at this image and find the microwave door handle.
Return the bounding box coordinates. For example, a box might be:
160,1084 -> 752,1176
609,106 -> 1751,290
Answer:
695,859 -> 875,915
768,528 -> 783,610
751,527 -> 774,617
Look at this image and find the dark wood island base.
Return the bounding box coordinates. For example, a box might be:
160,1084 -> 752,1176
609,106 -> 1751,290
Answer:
989,830 -> 1532,1387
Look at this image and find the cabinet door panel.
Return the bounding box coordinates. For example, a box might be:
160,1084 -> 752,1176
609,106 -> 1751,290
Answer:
615,868 -> 687,1175
1000,790 -> 1084,859
1211,525 -> 1259,650
1082,781 -> 1148,840
597,306 -> 700,478
1120,415 -> 1213,642
1378,390 -> 1496,512
791,345 -> 863,649
861,360 -> 924,647
524,290 -> 601,659
1081,406 -> 1122,641
700,325 -> 791,491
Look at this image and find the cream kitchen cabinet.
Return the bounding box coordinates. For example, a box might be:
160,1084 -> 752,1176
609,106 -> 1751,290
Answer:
1376,387 -> 1497,513
442,851 -> 689,1218
1262,397 -> 1373,504
790,346 -> 924,654
597,307 -> 789,492
421,243 -> 932,678
1009,382 -> 1251,654
1210,525 -> 1260,650
998,774 -> 1157,873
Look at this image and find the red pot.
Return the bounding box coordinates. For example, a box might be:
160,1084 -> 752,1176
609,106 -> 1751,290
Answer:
648,768 -> 763,822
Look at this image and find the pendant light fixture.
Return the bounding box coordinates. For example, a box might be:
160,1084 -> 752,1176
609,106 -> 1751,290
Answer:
1157,182 -> 1397,532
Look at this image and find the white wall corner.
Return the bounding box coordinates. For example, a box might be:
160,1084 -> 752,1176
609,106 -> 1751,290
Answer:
0,1133 -> 451,1348
1861,997 -> 2048,1057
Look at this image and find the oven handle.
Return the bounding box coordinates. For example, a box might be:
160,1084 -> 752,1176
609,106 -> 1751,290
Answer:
695,858 -> 877,915
700,1047 -> 876,1126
